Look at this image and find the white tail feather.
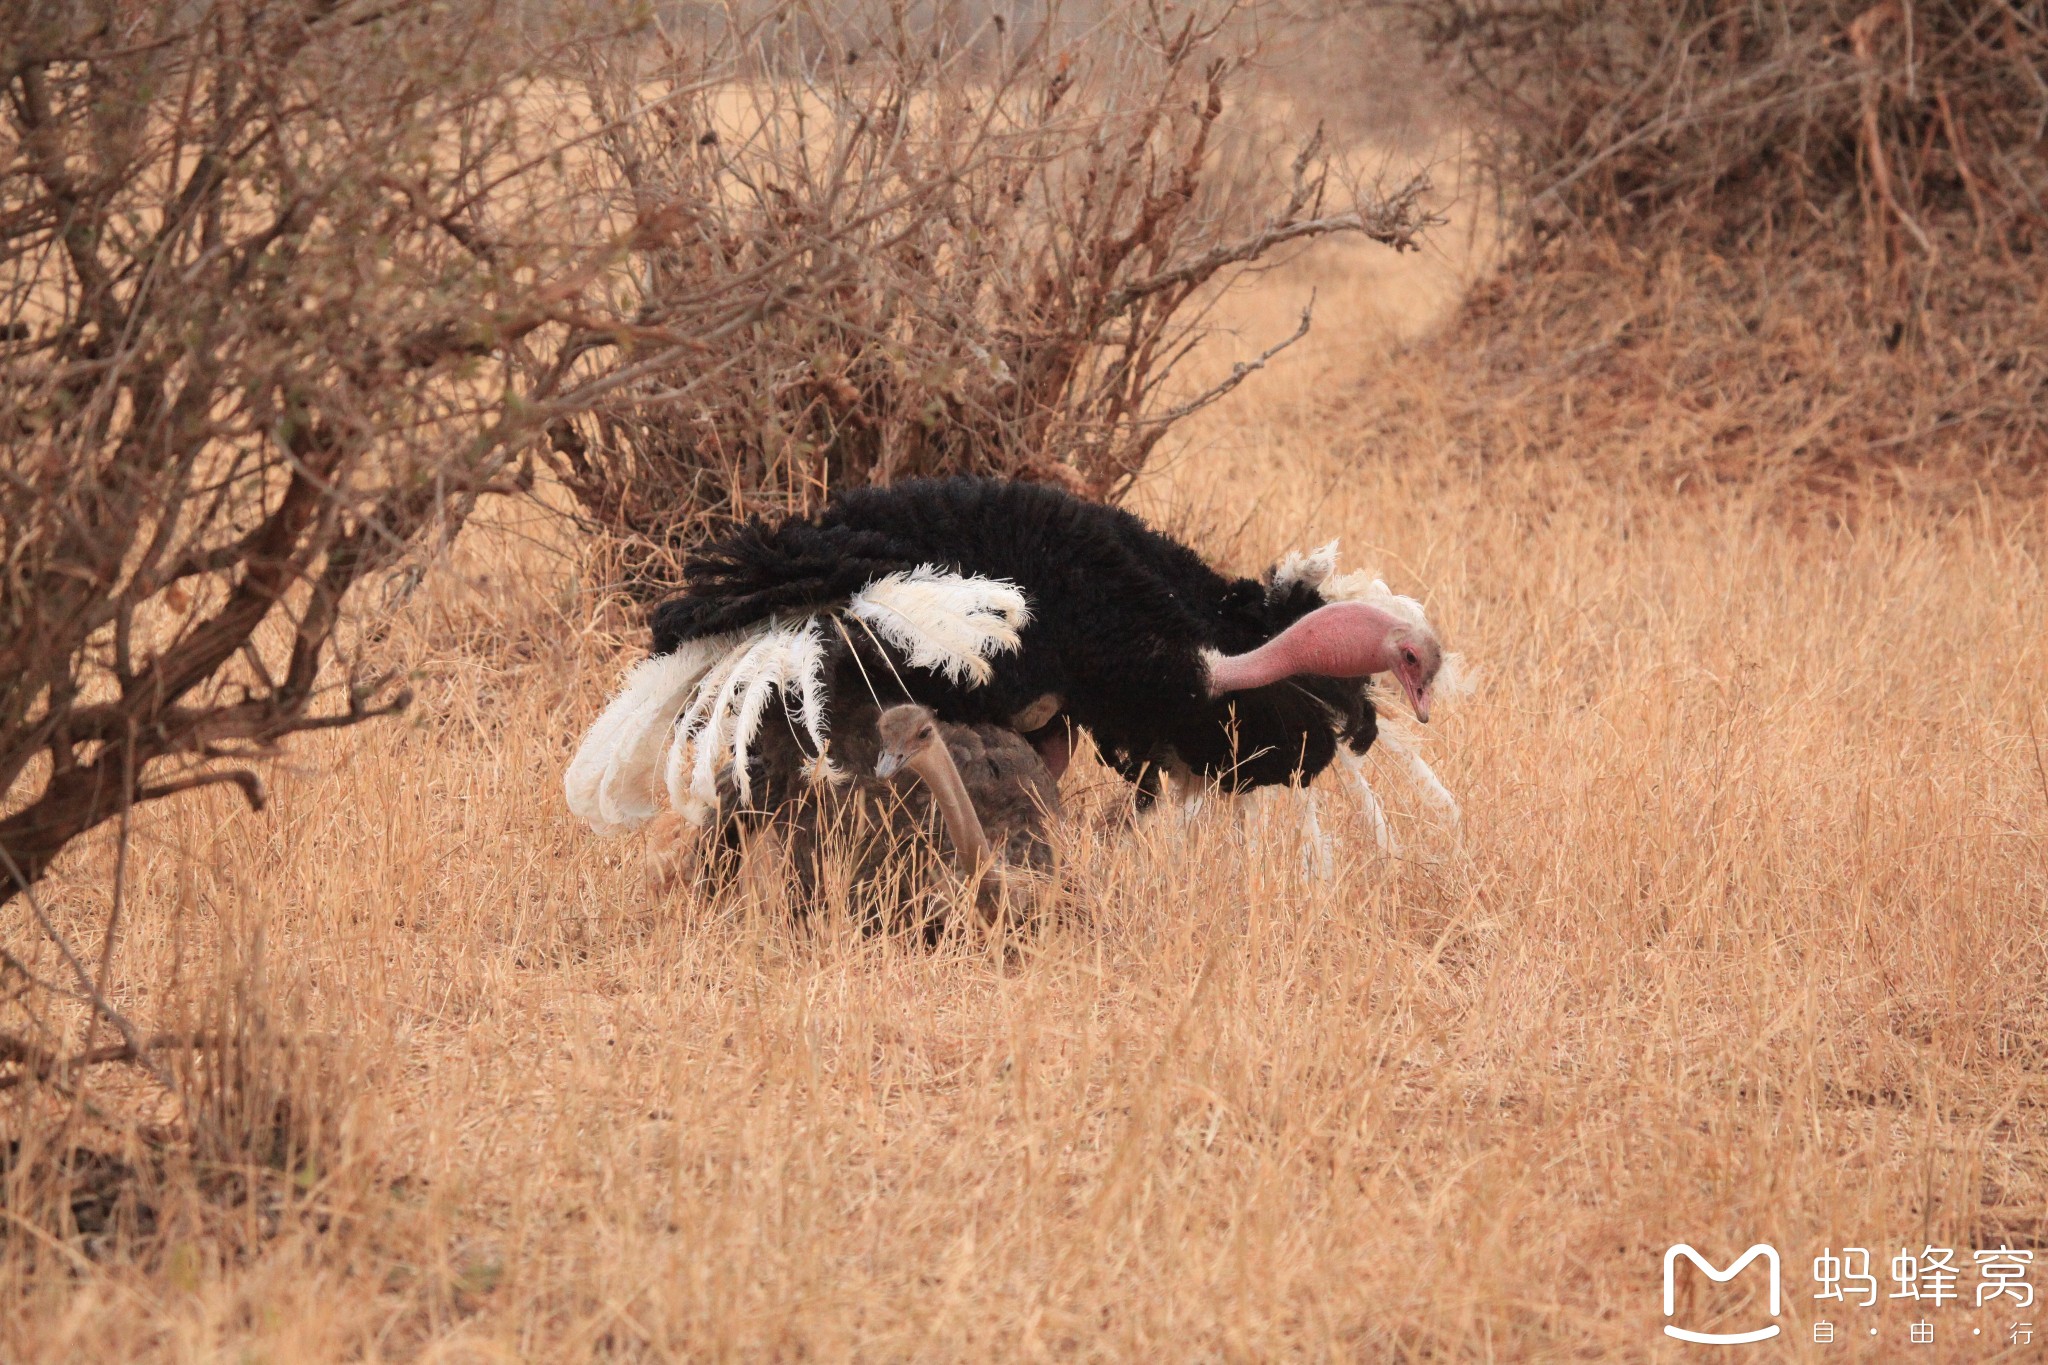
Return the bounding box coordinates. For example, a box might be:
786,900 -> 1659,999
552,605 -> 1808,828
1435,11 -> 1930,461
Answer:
666,621 -> 843,813
726,669 -> 786,807
847,566 -> 1028,686
597,655 -> 706,830
598,642 -> 741,834
781,622 -> 832,756
666,645 -> 745,824
727,622 -> 827,805
663,716 -> 719,827
688,629 -> 786,813
569,568 -> 1029,834
566,640 -> 729,835
674,648 -> 741,748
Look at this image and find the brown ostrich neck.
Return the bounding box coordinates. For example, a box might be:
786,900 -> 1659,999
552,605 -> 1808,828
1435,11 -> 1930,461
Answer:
908,738 -> 992,872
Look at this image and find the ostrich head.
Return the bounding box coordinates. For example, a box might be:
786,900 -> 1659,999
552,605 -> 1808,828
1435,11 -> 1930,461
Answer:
1205,601 -> 1444,723
874,704 -> 944,778
873,704 -> 994,875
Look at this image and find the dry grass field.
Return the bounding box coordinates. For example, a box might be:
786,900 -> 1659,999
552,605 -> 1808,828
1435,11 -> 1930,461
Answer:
7,212 -> 2048,1360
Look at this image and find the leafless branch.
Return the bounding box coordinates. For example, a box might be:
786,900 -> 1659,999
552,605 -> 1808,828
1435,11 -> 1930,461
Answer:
543,0 -> 1440,585
0,1030 -> 215,1093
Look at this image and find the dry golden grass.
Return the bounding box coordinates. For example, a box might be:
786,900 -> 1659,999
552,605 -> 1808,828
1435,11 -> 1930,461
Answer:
6,227 -> 2047,1361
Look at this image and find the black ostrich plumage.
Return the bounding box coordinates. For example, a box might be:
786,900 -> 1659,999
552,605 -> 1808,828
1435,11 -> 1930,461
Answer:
648,476 -> 1376,797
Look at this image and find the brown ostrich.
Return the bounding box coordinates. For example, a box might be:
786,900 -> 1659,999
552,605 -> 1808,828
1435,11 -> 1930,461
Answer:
871,703 -> 1057,925
673,685 -> 1057,931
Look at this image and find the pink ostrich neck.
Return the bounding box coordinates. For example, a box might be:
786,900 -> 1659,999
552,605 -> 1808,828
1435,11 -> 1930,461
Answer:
1206,601 -> 1404,696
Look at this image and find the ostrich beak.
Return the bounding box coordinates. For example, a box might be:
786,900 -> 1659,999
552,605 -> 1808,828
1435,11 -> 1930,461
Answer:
875,750 -> 907,778
1404,679 -> 1432,724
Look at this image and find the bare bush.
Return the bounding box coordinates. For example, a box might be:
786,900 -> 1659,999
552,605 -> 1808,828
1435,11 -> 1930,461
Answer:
0,0 -> 666,1113
539,0 -> 1436,590
1394,0 -> 2047,276
1361,1 -> 2048,496
1373,240 -> 2048,498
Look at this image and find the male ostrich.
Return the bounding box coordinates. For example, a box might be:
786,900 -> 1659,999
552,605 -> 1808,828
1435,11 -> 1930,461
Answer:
564,476 -> 1451,848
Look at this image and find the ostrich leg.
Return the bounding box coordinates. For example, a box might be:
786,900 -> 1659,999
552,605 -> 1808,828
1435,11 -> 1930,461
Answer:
1375,730 -> 1460,824
1335,748 -> 1396,853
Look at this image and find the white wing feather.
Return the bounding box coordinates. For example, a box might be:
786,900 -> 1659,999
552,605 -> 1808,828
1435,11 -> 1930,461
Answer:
782,623 -> 830,751
565,638 -> 729,835
727,622 -> 827,805
846,566 -> 1028,686
1318,567 -> 1430,629
1270,539 -> 1341,594
595,648 -> 716,832
667,645 -> 746,824
570,568 -> 1029,832
688,629 -> 784,814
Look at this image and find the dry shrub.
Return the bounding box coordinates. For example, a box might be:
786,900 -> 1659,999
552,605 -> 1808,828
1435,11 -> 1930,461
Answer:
1373,235 -> 2048,498
1403,0 -> 2047,268
1369,0 -> 2048,497
540,0 -> 1436,589
0,0 -> 673,1220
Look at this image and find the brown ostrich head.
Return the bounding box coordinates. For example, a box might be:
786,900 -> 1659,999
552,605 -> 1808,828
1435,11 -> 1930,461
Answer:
873,704 -> 993,877
874,704 -> 943,778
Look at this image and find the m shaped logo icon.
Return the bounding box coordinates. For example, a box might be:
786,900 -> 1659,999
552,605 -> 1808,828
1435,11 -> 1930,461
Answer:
1663,1244 -> 1782,1344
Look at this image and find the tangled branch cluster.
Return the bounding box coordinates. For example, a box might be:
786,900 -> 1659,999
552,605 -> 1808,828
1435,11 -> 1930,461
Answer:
543,0 -> 1435,590
1,0 -> 1436,1106
1403,0 -> 2046,277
